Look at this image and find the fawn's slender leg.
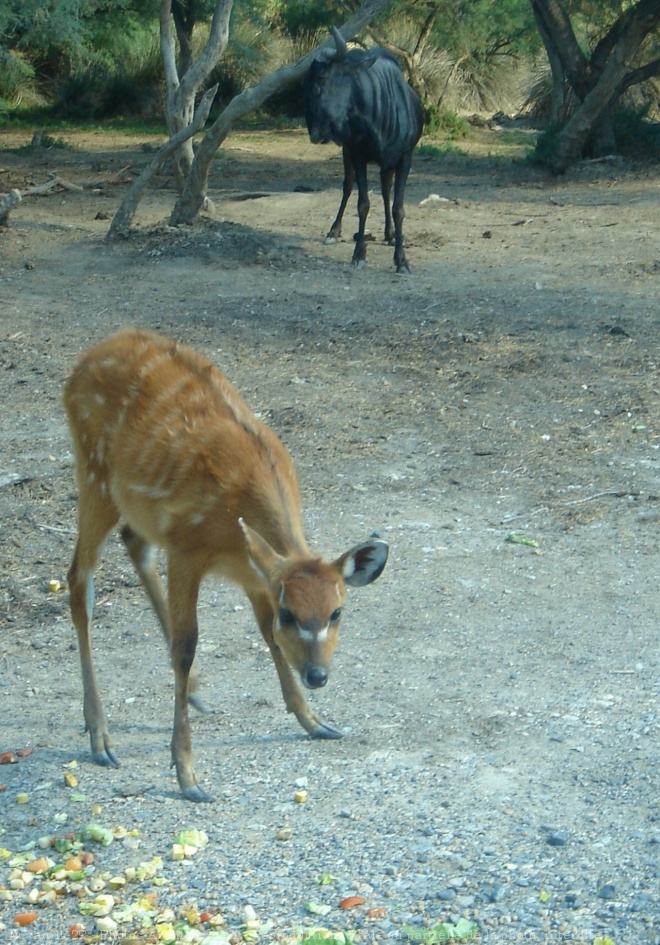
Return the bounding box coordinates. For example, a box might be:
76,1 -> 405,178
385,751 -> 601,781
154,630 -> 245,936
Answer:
121,526 -> 206,711
247,590 -> 342,739
68,486 -> 121,768
167,552 -> 211,802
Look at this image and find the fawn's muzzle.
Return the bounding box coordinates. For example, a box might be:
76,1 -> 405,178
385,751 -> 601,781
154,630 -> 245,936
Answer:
304,665 -> 328,689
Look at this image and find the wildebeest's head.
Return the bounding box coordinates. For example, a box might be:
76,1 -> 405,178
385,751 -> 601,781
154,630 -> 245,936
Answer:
304,26 -> 380,146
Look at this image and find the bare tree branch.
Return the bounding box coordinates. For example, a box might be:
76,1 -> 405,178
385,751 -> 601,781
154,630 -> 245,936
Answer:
437,54 -> 467,109
364,7 -> 437,99
160,0 -> 180,99
530,1 -> 568,120
364,28 -> 417,86
161,0 -> 233,188
617,54 -> 660,93
591,0 -> 660,77
530,0 -> 590,97
413,9 -> 438,59
178,0 -> 233,101
551,2 -> 660,172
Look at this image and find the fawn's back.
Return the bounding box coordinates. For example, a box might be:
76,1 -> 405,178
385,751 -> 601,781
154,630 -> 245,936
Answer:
64,329 -> 305,568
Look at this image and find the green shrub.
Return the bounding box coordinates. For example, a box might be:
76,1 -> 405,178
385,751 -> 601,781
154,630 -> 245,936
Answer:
55,69 -> 106,119
612,106 -> 660,158
417,141 -> 464,158
532,109 -> 660,166
278,1 -> 338,37
424,105 -> 469,138
0,49 -> 40,109
100,73 -> 163,119
55,61 -> 163,120
530,121 -> 561,166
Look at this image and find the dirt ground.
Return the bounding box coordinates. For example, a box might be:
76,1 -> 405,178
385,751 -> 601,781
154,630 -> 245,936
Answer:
0,126 -> 658,945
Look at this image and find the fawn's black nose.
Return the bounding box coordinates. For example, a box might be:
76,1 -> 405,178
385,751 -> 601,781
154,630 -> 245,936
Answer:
304,665 -> 328,689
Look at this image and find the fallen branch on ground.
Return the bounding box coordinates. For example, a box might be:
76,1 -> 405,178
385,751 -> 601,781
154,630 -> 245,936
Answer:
104,164 -> 134,185
565,489 -> 640,505
22,175 -> 84,196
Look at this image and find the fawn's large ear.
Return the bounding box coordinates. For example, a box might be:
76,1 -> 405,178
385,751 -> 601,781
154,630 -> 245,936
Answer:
239,518 -> 284,586
334,539 -> 389,588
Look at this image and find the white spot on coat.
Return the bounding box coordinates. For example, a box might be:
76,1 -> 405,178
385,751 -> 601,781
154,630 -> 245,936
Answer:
129,483 -> 173,500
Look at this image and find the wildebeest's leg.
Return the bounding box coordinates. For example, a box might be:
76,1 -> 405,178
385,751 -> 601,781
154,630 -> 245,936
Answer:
351,154 -> 370,268
326,147 -> 355,243
121,525 -> 207,712
380,167 -> 395,244
392,151 -> 413,273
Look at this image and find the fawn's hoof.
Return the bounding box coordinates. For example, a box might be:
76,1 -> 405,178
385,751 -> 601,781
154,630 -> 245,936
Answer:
181,783 -> 214,803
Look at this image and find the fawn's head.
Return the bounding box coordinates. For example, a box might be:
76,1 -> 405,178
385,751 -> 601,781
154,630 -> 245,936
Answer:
239,519 -> 388,689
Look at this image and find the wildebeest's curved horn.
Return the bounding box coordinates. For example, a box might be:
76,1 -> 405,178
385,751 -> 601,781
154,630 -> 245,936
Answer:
331,26 -> 348,58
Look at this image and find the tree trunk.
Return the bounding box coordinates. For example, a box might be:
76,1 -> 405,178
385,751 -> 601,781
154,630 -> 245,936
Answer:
531,0 -> 660,170
170,0 -> 397,226
530,1 -> 568,121
107,86 -> 218,240
530,0 -> 590,96
161,0 -> 233,191
551,1 -> 660,172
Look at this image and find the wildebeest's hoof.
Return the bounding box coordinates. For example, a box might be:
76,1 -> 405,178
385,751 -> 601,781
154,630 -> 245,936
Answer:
396,263 -> 411,274
352,258 -> 367,269
324,236 -> 338,244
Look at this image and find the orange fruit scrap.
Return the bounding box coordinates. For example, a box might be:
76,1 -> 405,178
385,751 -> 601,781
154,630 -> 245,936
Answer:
339,895 -> 367,910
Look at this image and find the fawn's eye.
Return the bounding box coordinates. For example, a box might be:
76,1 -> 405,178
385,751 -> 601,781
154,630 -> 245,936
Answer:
330,608 -> 342,623
278,608 -> 295,627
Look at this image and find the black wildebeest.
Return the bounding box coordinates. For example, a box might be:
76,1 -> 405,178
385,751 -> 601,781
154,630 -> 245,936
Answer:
304,26 -> 424,274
